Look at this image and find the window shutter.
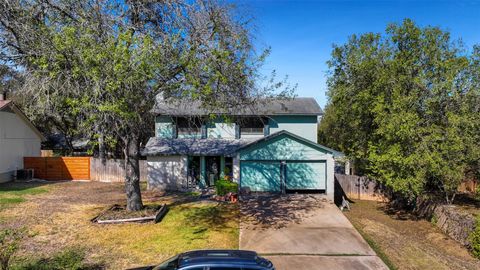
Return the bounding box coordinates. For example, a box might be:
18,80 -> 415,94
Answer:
201,124 -> 207,138
172,124 -> 178,138
263,124 -> 270,136
235,124 -> 240,139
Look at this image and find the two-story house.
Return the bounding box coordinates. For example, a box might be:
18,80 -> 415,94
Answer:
143,96 -> 343,200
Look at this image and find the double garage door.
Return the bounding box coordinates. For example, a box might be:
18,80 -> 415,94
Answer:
240,160 -> 326,192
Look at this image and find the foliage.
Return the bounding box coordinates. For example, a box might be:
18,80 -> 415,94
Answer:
215,179 -> 239,196
0,228 -> 26,270
319,19 -> 480,203
0,0 -> 293,211
468,217 -> 480,259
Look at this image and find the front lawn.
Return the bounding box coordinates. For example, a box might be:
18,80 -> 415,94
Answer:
0,182 -> 49,210
344,200 -> 480,270
0,181 -> 239,269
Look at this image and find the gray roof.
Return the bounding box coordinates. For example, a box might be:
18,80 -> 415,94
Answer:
152,97 -> 323,116
142,137 -> 255,156
142,130 -> 345,158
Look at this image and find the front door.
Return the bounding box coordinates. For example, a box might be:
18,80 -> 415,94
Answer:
206,156 -> 220,186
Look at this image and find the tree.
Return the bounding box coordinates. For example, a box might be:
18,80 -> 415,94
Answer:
0,0 -> 292,210
319,19 -> 480,203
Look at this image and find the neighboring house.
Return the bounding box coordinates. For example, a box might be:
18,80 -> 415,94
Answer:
143,96 -> 343,200
0,97 -> 45,182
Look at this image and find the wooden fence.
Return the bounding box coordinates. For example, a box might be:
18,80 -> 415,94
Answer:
89,158 -> 147,182
24,157 -> 90,180
335,173 -> 386,201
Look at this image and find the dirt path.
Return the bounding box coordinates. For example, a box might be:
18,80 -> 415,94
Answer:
344,200 -> 480,270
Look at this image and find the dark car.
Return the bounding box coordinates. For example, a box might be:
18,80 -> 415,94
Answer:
142,250 -> 275,270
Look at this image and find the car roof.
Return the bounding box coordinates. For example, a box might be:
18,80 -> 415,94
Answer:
178,250 -> 260,267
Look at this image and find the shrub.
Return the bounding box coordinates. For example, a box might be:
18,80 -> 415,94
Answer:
215,179 -> 238,196
469,217 -> 480,259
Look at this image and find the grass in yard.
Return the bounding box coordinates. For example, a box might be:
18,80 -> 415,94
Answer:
0,182 -> 49,210
12,248 -> 103,270
0,182 -> 239,269
350,221 -> 397,270
344,200 -> 480,270
85,201 -> 239,268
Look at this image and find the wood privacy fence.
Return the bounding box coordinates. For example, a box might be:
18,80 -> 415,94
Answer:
24,157 -> 147,182
89,158 -> 147,182
335,173 -> 386,201
24,157 -> 90,180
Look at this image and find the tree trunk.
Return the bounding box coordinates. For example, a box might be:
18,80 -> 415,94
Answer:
124,135 -> 143,211
98,133 -> 106,165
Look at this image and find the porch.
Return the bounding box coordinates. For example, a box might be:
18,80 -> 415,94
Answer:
185,156 -> 236,189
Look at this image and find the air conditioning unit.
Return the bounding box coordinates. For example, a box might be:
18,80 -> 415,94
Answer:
16,169 -> 34,181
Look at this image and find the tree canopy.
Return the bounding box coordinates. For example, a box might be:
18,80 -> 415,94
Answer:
319,19 -> 480,203
0,0 -> 293,210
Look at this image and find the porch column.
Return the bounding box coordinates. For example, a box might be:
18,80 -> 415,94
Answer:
220,156 -> 226,179
326,155 -> 335,201
232,154 -> 240,184
200,156 -> 207,188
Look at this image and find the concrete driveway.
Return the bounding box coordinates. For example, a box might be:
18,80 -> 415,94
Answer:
239,194 -> 388,270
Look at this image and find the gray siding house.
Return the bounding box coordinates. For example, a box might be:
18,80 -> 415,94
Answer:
143,96 -> 343,200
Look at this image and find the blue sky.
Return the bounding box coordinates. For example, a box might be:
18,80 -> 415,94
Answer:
231,0 -> 480,108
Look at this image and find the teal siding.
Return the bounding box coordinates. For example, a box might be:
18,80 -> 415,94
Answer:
239,133 -> 330,191
240,135 -> 329,161
240,161 -> 281,192
286,161 -> 326,190
269,115 -> 318,142
155,116 -> 174,138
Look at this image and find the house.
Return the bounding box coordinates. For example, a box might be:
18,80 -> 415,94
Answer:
0,95 -> 45,182
142,96 -> 343,200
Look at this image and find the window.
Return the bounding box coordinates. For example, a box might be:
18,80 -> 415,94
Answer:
176,117 -> 202,137
239,117 -> 265,135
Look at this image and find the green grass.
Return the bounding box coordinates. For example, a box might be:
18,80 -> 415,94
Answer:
87,201 -> 239,267
12,248 -> 102,270
0,183 -> 49,210
351,222 -> 397,270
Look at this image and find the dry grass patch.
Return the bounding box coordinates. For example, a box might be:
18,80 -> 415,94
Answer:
344,200 -> 480,270
0,182 -> 239,269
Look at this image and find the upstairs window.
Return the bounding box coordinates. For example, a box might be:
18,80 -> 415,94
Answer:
239,117 -> 265,135
175,117 -> 202,137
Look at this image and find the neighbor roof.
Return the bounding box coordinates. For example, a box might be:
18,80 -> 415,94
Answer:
152,97 -> 323,116
142,137 -> 255,157
0,100 -> 12,110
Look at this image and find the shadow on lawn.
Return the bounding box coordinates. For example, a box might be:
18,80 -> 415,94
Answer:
0,181 -> 55,193
240,194 -> 324,229
183,203 -> 238,231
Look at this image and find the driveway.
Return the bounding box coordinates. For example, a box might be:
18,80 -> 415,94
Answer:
239,194 -> 388,270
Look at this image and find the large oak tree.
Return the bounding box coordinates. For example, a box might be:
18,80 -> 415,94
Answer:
0,0 -> 293,210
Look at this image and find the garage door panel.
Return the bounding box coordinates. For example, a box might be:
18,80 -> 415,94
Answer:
286,162 -> 326,190
241,161 -> 281,192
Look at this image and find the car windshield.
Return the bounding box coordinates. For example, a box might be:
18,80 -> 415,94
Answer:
152,255 -> 179,270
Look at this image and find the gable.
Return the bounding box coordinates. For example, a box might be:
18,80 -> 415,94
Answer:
239,133 -> 331,161
0,102 -> 45,141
